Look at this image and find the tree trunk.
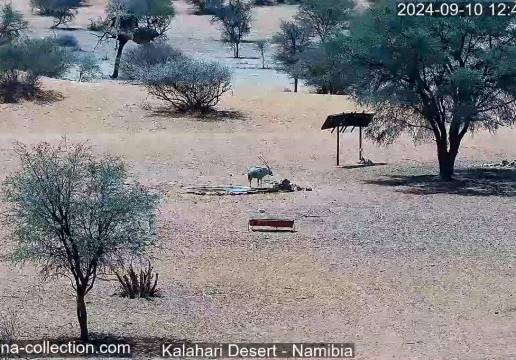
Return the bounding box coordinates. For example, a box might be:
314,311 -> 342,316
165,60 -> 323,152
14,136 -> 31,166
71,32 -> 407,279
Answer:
438,153 -> 455,181
294,78 -> 298,93
111,38 -> 128,79
76,292 -> 88,342
234,43 -> 239,58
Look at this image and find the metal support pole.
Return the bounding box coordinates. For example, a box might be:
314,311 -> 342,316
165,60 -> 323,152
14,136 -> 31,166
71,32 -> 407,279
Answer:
359,127 -> 363,162
336,126 -> 340,166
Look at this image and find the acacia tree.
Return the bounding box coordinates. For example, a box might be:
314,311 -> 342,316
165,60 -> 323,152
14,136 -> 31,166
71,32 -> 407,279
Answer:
95,0 -> 175,78
294,0 -> 354,42
30,0 -> 84,29
2,140 -> 160,341
339,0 -> 516,180
272,20 -> 312,92
212,0 -> 252,58
0,4 -> 28,46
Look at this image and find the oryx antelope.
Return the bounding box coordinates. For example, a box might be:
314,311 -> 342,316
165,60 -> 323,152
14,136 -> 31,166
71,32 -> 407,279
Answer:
247,155 -> 273,188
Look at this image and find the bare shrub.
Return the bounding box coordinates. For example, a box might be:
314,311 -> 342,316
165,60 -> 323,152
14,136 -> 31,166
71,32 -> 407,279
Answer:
120,41 -> 184,80
115,260 -> 160,299
138,58 -> 232,114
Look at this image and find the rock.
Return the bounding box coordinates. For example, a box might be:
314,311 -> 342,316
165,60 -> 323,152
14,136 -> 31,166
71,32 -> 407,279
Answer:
296,185 -> 303,191
305,187 -> 313,191
257,209 -> 266,213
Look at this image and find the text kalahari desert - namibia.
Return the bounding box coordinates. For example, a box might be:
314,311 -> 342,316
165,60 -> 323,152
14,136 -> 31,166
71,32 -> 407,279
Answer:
161,343 -> 355,357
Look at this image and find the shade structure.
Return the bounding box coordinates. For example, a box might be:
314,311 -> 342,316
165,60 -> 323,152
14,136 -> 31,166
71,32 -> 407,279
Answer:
321,112 -> 374,130
321,111 -> 374,166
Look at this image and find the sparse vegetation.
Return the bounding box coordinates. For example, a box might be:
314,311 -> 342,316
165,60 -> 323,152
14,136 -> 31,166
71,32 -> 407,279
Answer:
138,57 -> 232,114
0,37 -> 74,103
212,0 -> 252,58
30,0 -> 85,29
272,20 -> 312,92
2,139 -> 160,341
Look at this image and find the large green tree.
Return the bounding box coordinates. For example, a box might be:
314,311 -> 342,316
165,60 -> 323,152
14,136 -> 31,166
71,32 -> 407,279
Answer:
339,0 -> 516,180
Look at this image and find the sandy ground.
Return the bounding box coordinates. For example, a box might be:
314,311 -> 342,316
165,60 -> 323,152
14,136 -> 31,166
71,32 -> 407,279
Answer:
1,1 -> 516,360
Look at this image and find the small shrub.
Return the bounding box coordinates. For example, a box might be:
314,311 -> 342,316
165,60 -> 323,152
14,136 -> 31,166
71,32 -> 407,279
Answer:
115,260 -> 160,299
75,53 -> 101,82
138,57 -> 232,114
190,0 -> 223,15
87,17 -> 107,31
120,41 -> 184,80
54,33 -> 79,49
253,0 -> 274,5
0,309 -> 18,348
0,37 -> 74,103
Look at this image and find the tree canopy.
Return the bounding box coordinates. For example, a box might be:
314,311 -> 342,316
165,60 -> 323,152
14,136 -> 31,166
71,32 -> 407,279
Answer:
336,0 -> 516,180
2,139 -> 160,341
294,0 -> 354,42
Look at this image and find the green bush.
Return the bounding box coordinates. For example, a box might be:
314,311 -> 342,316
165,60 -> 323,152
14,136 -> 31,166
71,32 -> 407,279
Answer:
0,37 -> 74,102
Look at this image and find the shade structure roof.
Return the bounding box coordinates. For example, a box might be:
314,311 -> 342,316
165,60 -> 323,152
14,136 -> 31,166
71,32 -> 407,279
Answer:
321,112 -> 374,130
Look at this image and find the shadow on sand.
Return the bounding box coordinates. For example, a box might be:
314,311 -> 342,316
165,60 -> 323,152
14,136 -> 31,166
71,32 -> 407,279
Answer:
29,89 -> 65,105
149,107 -> 247,121
364,167 -> 516,197
336,162 -> 388,169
